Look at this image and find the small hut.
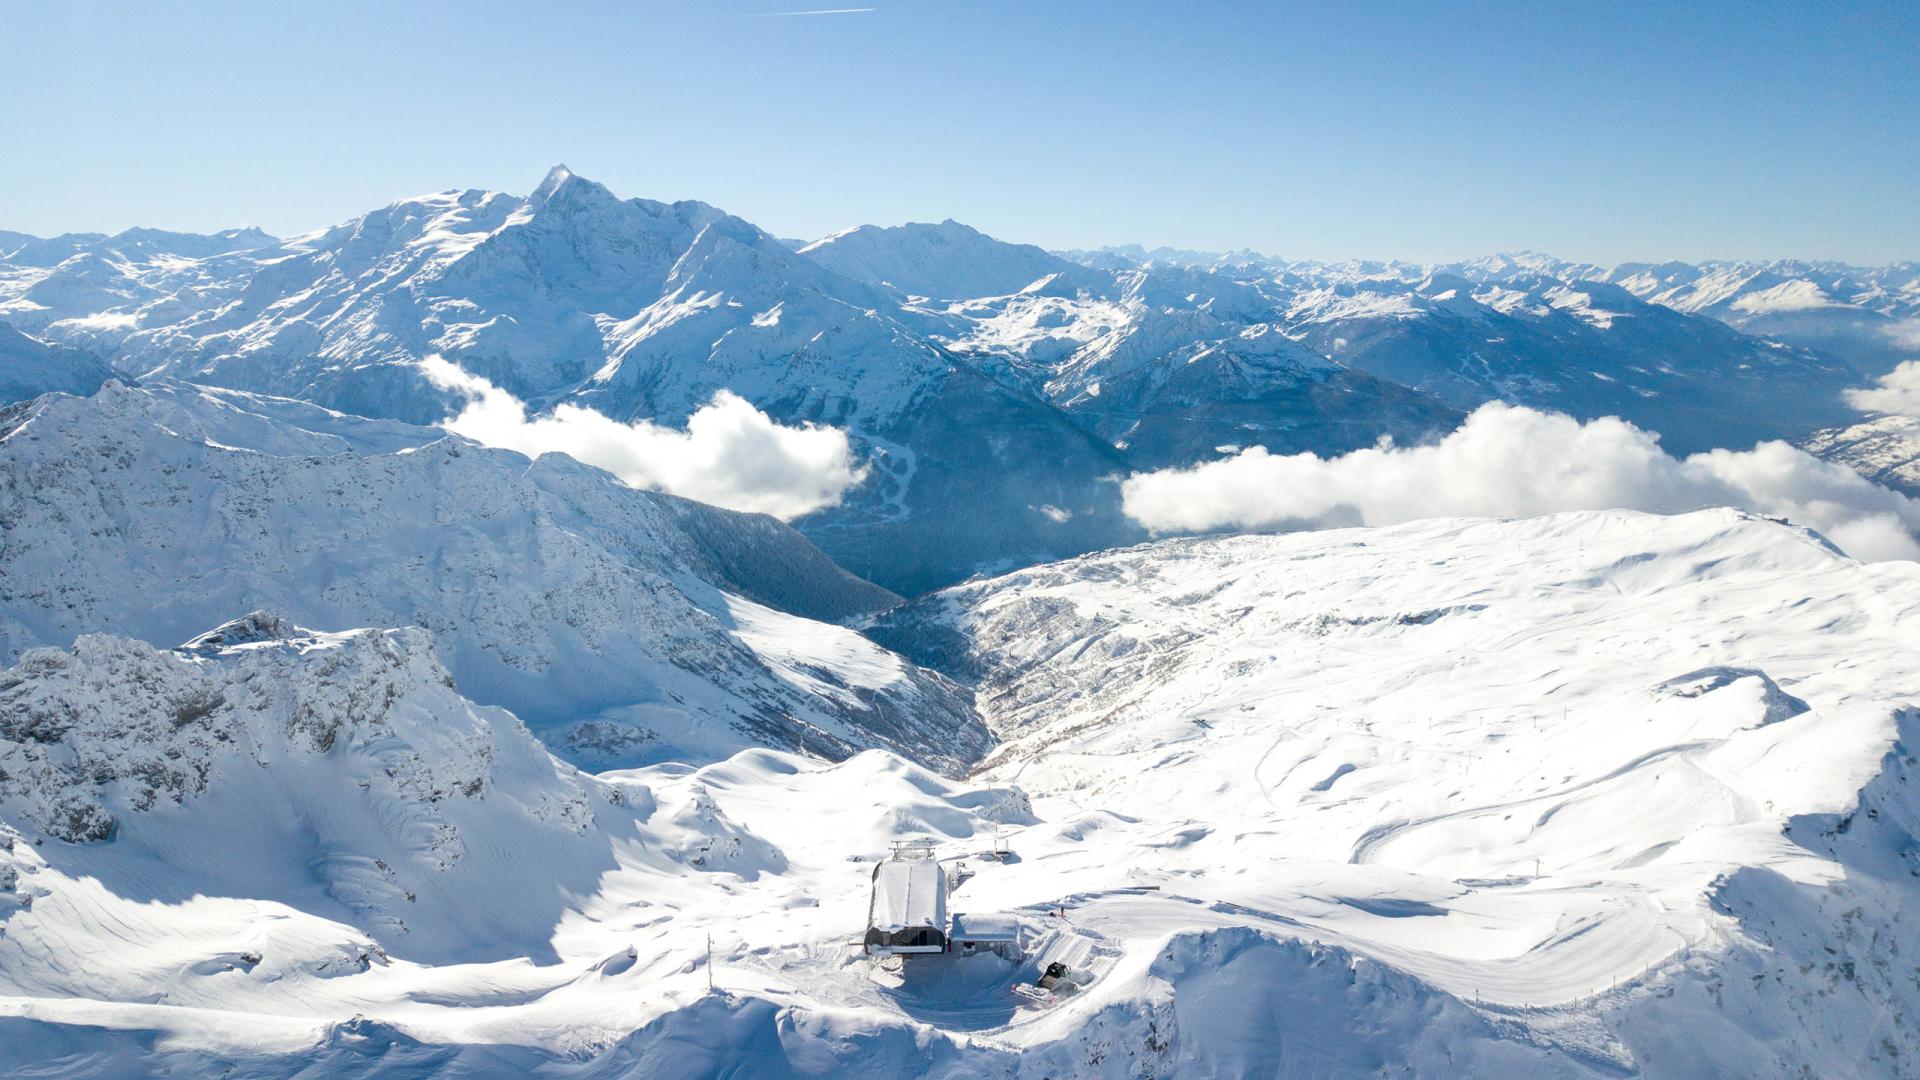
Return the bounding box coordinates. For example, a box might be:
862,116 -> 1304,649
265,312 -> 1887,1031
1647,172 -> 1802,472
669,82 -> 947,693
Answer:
948,912 -> 1021,958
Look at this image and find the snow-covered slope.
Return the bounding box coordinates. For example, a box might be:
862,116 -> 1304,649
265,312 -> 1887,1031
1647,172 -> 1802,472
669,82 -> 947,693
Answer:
0,615 -> 630,964
0,322 -> 118,404
5,509 -> 1916,1076
862,509 -> 1920,1075
800,220 -> 1091,301
0,619 -> 1036,1076
1802,413 -> 1920,496
0,382 -> 987,772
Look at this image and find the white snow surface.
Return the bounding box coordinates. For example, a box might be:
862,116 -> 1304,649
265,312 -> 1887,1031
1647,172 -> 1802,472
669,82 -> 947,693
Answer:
2,509 -> 1917,1076
799,219 -> 1086,301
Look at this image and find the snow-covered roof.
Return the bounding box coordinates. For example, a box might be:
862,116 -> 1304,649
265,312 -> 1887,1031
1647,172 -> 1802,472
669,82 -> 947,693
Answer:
868,857 -> 946,934
949,912 -> 1018,942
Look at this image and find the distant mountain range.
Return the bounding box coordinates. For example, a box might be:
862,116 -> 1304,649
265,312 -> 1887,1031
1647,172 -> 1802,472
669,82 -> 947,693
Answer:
1067,243 -> 1920,375
1,168 -> 1912,590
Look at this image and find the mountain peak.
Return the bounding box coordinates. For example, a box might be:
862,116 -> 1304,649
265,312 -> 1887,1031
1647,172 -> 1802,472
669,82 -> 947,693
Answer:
534,163 -> 577,199
797,218 -> 1077,299
529,163 -> 620,211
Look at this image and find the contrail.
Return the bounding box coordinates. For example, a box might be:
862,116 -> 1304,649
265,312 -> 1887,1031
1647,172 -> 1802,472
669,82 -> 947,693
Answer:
729,6 -> 876,15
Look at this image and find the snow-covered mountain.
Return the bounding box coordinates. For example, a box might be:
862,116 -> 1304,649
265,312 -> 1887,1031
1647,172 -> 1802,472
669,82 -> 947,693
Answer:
0,226 -> 275,356
1049,248 -> 1871,450
0,321 -> 118,404
5,509 -> 1916,1075
1278,273 -> 1861,453
1449,254 -> 1920,377
0,225 -> 277,268
1604,259 -> 1920,374
13,172 -> 1896,590
843,230 -> 1867,457
0,169 -> 1151,593
0,381 -> 987,773
1054,245 -> 1919,389
854,249 -> 1460,468
1041,301 -> 1458,468
1054,243 -> 1278,273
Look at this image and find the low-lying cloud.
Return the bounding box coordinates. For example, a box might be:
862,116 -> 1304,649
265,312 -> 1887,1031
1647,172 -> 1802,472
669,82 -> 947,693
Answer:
1845,360 -> 1920,416
420,356 -> 867,520
1121,403 -> 1920,562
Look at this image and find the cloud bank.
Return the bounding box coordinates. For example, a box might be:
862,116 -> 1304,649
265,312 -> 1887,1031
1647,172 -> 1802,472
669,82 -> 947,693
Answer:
1845,360 -> 1920,416
420,357 -> 867,520
1121,403 -> 1920,562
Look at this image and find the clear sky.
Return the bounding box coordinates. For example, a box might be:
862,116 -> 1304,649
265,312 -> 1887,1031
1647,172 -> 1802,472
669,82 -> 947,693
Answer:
5,1 -> 1916,264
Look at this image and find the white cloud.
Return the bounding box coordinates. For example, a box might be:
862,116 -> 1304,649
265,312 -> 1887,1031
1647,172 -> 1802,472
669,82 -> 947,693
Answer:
1883,319 -> 1920,352
1845,360 -> 1920,416
1121,403 -> 1920,562
420,356 -> 867,521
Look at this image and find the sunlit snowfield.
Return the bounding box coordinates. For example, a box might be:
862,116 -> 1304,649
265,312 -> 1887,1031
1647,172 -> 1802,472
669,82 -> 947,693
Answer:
3,507 -> 1915,1076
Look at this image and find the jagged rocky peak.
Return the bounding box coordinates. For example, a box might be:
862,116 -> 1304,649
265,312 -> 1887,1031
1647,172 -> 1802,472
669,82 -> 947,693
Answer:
0,617 -> 472,844
178,610 -> 313,654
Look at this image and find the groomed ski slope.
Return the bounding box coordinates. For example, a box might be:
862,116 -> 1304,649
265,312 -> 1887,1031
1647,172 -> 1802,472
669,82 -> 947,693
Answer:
0,508 -> 1915,1076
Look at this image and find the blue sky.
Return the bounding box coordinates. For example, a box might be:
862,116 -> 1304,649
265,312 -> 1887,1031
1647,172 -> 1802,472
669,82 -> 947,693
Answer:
5,1 -> 1915,263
